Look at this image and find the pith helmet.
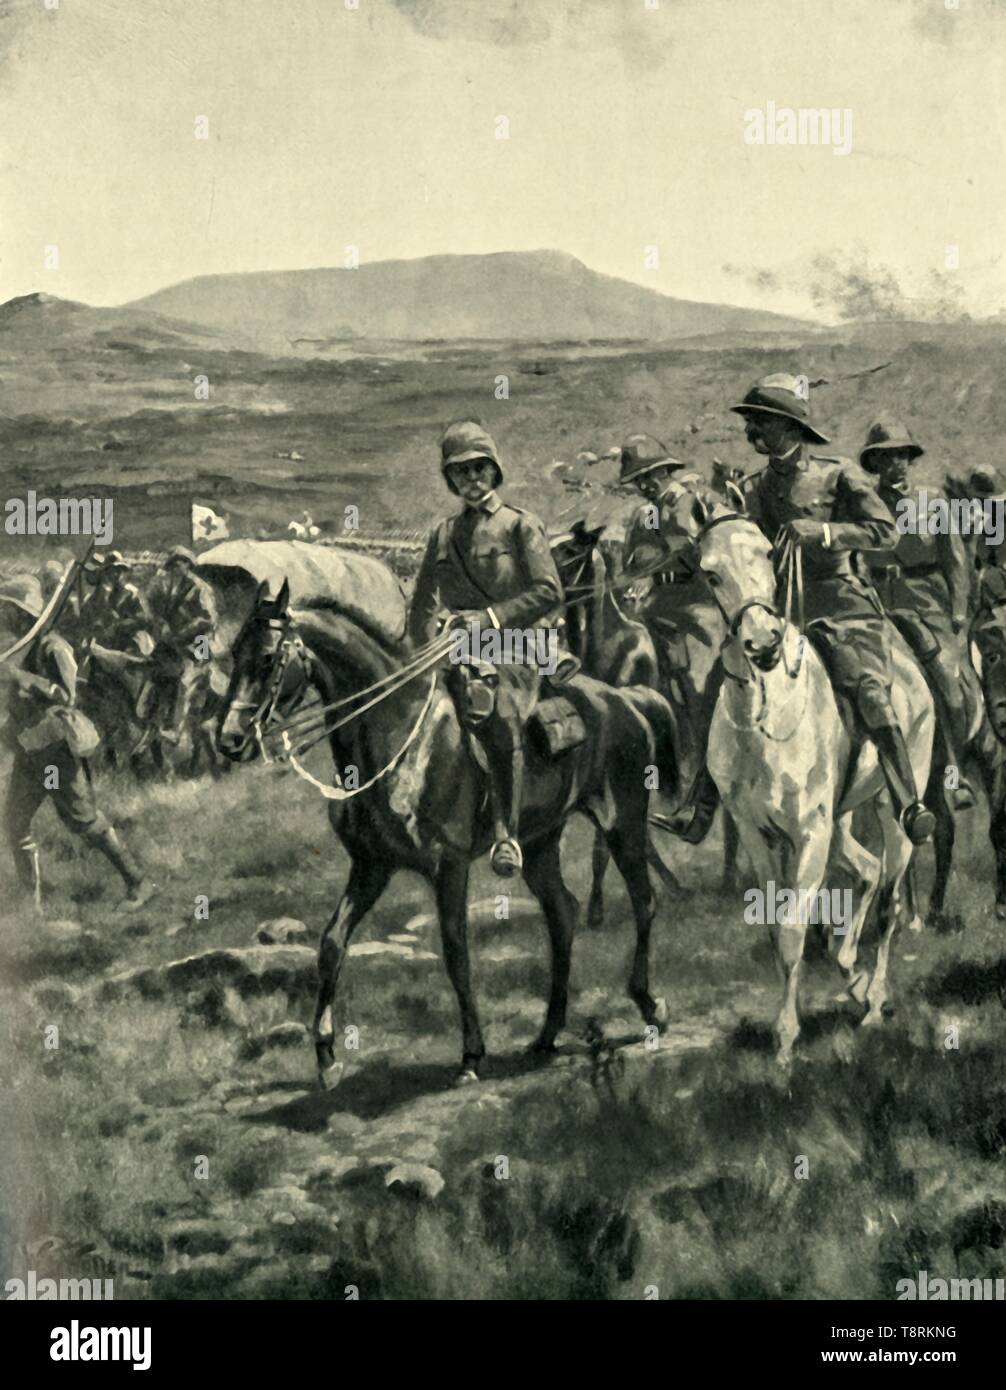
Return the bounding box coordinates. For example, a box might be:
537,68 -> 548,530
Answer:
947,463 -> 1006,502
729,373 -> 830,445
859,416 -> 924,472
618,434 -> 683,486
86,549 -> 130,573
166,545 -> 196,567
0,574 -> 44,620
440,420 -> 503,492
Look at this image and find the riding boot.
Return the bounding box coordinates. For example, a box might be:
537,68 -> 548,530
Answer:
871,724 -> 936,845
487,744 -> 525,878
15,836 -> 43,912
654,764 -> 721,844
919,651 -> 976,810
652,659 -> 724,844
86,825 -> 156,911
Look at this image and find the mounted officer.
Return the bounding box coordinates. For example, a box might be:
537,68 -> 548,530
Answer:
664,373 -> 936,848
619,433 -> 722,742
148,547 -> 218,743
1,584 -> 154,912
860,416 -> 976,810
409,420 -> 565,877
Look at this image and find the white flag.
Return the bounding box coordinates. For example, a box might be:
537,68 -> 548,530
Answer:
191,503 -> 229,544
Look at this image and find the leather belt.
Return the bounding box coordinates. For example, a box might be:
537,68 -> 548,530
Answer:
872,562 -> 940,581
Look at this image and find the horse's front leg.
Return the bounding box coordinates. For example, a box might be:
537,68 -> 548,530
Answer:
976,725 -> 1006,919
435,852 -> 485,1084
313,854 -> 391,1089
523,830 -> 576,1053
587,827 -> 609,929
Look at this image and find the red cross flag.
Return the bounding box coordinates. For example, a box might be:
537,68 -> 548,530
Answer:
191,503 -> 229,544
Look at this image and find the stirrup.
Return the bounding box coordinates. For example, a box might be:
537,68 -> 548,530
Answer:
900,802 -> 936,846
489,838 -> 523,878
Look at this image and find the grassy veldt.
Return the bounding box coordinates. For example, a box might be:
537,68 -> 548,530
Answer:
1,752 -> 1003,1300
3,328 -> 1006,556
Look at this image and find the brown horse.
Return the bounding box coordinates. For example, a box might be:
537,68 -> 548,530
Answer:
217,577 -> 680,1088
551,519 -> 740,910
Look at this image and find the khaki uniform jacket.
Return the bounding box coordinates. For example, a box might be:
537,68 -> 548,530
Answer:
409,493 -> 563,646
743,452 -> 897,623
867,482 -> 970,626
622,474 -> 714,614
84,579 -> 151,648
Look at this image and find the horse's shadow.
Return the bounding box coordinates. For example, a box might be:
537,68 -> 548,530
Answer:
922,955 -> 1006,1008
243,1044 -> 580,1131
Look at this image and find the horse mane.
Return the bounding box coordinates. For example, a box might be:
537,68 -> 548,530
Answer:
295,594 -> 405,653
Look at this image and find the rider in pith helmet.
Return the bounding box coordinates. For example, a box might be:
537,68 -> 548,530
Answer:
729,373 -> 831,445
620,434 -> 718,709
410,419 -> 564,878
664,373 -> 935,848
618,434 -> 684,492
860,416 -> 976,810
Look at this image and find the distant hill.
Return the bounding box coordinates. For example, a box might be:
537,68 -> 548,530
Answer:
0,291 -> 230,352
124,250 -> 816,349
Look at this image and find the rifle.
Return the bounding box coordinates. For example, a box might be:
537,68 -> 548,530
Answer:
0,540 -> 96,665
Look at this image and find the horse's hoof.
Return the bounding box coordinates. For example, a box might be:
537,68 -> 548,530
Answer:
453,1068 -> 480,1088
651,997 -> 669,1026
318,1061 -> 344,1092
906,915 -> 924,934
859,1010 -> 884,1030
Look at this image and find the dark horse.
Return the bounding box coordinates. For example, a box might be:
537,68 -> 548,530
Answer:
217,578 -> 679,1087
551,518 -> 740,911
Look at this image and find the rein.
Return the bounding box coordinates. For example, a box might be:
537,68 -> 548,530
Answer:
693,512 -> 811,736
230,610 -> 450,802
279,672 -> 439,801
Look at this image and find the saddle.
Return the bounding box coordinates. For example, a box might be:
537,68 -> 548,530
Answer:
449,660 -> 588,761
529,696 -> 587,758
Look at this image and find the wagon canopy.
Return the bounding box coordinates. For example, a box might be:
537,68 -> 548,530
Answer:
197,539 -> 407,645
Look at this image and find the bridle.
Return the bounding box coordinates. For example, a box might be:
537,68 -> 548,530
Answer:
693,510 -> 808,700
228,615 -> 312,758
224,606 -> 446,800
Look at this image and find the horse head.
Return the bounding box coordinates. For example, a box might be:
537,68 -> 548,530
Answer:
551,519 -> 607,591
684,489 -> 785,674
216,578 -> 312,761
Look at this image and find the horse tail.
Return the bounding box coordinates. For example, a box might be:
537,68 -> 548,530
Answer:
622,685 -> 680,804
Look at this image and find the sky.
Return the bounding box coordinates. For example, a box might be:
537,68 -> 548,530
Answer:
1,0 -> 1004,319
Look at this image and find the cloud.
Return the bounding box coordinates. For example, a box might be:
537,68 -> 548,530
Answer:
387,0 -> 673,69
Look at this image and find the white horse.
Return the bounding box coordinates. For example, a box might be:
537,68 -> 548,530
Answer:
678,494 -> 934,1063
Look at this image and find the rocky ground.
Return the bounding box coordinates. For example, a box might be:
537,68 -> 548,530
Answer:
2,762 -> 1005,1299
